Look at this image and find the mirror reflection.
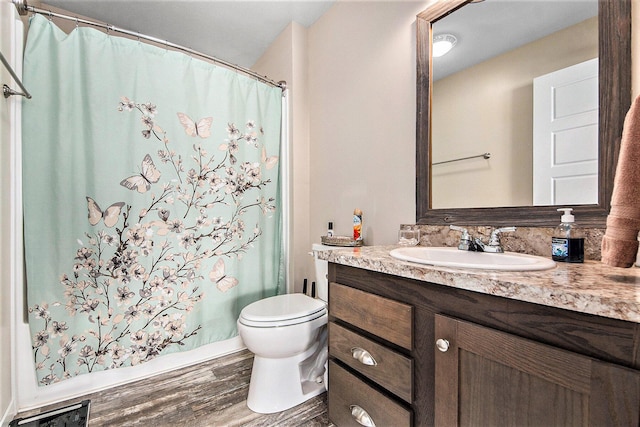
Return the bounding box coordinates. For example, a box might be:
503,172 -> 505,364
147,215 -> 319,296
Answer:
431,0 -> 598,209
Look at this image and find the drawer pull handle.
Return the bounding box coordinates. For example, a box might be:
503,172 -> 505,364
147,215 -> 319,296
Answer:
350,404 -> 376,427
351,347 -> 377,366
436,338 -> 450,352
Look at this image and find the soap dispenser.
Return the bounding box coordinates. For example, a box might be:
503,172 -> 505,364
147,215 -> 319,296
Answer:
552,208 -> 584,263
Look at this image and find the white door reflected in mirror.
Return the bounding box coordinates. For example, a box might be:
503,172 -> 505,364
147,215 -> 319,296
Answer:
533,58 -> 598,206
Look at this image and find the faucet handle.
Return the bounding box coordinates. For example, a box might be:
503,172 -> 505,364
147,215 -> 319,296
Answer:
449,225 -> 468,236
489,226 -> 516,246
449,225 -> 473,250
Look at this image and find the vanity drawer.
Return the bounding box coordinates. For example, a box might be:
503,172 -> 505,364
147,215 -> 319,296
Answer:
329,321 -> 413,403
329,282 -> 413,350
328,360 -> 412,427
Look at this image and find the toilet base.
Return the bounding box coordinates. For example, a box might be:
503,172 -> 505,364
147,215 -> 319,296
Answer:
246,341 -> 327,414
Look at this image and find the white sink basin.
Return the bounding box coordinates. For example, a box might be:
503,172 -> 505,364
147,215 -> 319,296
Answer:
389,246 -> 556,271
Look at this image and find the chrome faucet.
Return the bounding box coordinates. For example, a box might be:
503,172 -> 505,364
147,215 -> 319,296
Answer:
450,225 -> 516,253
449,225 -> 478,251
474,227 -> 516,253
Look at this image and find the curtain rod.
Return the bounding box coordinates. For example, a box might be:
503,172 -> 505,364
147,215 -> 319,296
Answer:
12,0 -> 286,91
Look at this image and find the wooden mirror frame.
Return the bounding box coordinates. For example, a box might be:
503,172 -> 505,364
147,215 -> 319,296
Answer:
416,0 -> 631,227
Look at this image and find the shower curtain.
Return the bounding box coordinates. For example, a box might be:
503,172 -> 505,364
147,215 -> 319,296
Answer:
22,15 -> 284,386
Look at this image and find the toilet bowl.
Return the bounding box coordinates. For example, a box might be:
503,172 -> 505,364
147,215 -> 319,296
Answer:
237,243 -> 332,414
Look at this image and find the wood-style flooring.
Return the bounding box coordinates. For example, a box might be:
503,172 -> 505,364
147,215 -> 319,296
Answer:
15,349 -> 335,426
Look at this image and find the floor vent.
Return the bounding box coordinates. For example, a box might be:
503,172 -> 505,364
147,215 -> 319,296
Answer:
10,400 -> 90,427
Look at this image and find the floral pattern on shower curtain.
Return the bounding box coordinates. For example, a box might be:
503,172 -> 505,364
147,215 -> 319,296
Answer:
22,15 -> 284,385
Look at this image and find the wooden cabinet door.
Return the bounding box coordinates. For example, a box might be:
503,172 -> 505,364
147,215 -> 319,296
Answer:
434,314 -> 640,427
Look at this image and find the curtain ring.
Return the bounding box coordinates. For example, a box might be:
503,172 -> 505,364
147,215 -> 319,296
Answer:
137,32 -> 141,43
48,10 -> 53,21
75,17 -> 79,28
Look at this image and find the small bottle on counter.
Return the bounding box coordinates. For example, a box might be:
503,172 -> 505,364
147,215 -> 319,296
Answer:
552,208 -> 584,263
327,221 -> 334,237
353,209 -> 363,242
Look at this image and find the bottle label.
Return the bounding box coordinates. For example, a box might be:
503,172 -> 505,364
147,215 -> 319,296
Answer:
552,237 -> 568,260
353,214 -> 362,241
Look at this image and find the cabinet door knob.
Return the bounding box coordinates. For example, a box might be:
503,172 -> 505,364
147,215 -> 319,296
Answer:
436,338 -> 450,352
350,404 -> 376,427
351,347 -> 378,366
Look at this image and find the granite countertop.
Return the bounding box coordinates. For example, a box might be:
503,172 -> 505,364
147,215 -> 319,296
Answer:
319,245 -> 640,324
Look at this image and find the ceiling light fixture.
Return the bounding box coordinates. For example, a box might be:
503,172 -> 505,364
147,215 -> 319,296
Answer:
432,34 -> 457,58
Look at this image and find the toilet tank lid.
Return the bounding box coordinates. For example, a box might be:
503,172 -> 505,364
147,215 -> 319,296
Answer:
312,243 -> 333,251
240,293 -> 326,322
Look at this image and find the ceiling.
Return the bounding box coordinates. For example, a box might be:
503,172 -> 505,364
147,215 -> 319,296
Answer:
43,0 -> 336,68
433,0 -> 598,80
40,0 -> 597,75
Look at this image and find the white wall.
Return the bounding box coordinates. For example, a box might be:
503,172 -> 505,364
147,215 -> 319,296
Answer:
254,1 -> 427,288
254,0 -> 428,286
307,0 -> 425,247
253,22 -> 312,293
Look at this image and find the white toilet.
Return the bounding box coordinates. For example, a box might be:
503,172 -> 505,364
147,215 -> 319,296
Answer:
237,243 -> 331,414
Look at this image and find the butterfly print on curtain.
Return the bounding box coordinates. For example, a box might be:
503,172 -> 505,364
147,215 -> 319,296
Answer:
28,97 -> 277,385
120,154 -> 162,193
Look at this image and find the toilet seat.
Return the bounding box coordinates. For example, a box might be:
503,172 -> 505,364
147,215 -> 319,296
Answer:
239,294 -> 327,328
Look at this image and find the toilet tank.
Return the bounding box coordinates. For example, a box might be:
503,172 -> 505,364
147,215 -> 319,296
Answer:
311,243 -> 332,303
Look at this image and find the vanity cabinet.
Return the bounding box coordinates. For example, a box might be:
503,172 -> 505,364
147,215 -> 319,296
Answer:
327,263 -> 640,427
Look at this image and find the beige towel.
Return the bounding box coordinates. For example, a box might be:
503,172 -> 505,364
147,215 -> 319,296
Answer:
601,94 -> 640,267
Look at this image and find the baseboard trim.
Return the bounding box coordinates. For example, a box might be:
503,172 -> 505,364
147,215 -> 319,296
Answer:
16,337 -> 245,412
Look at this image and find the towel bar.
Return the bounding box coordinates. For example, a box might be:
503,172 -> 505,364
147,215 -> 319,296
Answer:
433,152 -> 491,166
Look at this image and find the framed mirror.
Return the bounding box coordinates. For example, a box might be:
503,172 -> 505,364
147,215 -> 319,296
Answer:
416,0 -> 631,227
